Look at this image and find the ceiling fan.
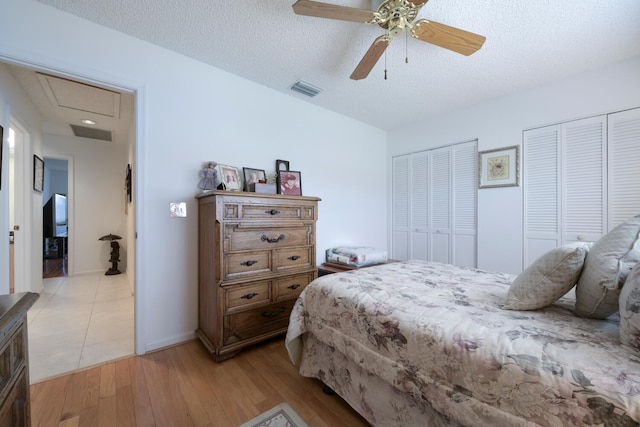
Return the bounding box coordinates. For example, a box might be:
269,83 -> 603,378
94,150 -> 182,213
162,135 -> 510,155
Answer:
292,0 -> 486,80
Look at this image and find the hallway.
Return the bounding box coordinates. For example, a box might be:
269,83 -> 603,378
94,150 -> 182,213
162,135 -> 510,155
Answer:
27,272 -> 134,383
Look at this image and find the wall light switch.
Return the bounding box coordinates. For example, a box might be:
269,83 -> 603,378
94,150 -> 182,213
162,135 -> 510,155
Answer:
170,202 -> 187,218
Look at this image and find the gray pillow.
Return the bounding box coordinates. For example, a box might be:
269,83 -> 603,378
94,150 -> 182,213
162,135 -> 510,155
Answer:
619,261 -> 640,350
575,214 -> 640,319
504,243 -> 590,310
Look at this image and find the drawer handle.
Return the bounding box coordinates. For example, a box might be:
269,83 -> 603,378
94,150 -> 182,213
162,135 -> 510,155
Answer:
262,307 -> 286,318
288,255 -> 301,261
266,209 -> 281,215
241,292 -> 259,300
241,260 -> 258,266
287,284 -> 301,290
261,234 -> 285,244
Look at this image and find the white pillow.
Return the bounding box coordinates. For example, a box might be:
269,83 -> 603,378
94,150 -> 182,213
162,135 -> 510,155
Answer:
504,243 -> 590,310
575,214 -> 640,319
619,261 -> 640,350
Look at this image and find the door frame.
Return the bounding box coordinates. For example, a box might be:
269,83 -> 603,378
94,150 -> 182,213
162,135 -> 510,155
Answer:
0,54 -> 147,356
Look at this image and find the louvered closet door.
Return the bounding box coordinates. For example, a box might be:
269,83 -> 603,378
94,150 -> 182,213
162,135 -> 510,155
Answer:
392,142 -> 478,265
411,152 -> 430,261
608,107 -> 640,227
524,125 -> 561,267
430,147 -> 451,264
452,141 -> 477,267
392,155 -> 410,260
562,116 -> 607,243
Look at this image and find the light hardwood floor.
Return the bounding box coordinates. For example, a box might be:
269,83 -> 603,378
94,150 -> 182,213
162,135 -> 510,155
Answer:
29,337 -> 370,427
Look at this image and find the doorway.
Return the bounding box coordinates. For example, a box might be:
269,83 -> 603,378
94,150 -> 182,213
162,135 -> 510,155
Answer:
1,59 -> 141,381
42,157 -> 69,278
8,121 -> 27,294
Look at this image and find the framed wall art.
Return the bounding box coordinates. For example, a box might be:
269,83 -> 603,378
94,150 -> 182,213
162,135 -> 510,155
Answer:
125,164 -> 132,203
478,145 -> 519,189
33,154 -> 44,193
277,170 -> 302,196
243,167 -> 266,190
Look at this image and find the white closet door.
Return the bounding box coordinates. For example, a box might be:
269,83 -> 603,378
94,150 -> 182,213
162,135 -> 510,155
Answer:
430,147 -> 451,263
452,141 -> 477,267
608,107 -> 640,228
562,116 -> 607,243
392,142 -> 477,266
524,125 -> 561,267
392,155 -> 410,260
411,153 -> 430,260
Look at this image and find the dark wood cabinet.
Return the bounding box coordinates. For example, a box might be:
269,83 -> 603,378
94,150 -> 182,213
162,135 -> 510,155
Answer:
196,191 -> 320,362
0,292 -> 39,427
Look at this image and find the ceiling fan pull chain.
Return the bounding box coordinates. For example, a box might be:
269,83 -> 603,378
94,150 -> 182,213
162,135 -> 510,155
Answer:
405,28 -> 409,63
384,50 -> 388,80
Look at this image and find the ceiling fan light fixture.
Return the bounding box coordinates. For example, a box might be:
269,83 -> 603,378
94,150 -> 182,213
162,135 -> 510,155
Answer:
290,80 -> 323,97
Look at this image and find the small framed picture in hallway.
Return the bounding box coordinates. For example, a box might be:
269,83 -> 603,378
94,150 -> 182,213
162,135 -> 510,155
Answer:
33,154 -> 44,192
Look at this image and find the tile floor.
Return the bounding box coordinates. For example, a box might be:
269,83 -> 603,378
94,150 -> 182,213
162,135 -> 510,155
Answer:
27,272 -> 135,383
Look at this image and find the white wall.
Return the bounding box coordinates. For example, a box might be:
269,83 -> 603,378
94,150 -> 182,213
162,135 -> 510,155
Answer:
0,0 -> 387,352
388,55 -> 640,274
0,62 -> 44,295
44,134 -> 129,274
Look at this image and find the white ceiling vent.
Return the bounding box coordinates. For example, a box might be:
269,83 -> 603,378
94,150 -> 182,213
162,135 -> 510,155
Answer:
290,80 -> 322,97
70,124 -> 113,142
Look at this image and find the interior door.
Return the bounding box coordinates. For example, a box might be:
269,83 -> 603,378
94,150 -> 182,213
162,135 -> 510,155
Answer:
8,122 -> 26,293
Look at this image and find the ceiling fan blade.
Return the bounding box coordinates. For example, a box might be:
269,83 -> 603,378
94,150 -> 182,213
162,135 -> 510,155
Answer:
412,19 -> 485,56
350,36 -> 390,80
292,0 -> 375,23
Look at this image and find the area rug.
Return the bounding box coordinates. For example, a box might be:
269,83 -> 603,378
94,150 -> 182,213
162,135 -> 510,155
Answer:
238,402 -> 308,427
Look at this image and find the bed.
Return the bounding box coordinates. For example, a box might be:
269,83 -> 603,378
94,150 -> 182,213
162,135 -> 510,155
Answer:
285,260 -> 640,426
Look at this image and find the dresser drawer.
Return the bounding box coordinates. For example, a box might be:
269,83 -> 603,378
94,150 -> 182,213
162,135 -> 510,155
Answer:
225,300 -> 297,344
275,246 -> 312,271
225,224 -> 312,252
225,281 -> 271,312
274,273 -> 314,302
224,251 -> 271,280
240,203 -> 316,221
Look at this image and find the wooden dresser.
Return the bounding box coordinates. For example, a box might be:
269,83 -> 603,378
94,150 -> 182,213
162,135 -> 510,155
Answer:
0,292 -> 39,426
196,191 -> 320,362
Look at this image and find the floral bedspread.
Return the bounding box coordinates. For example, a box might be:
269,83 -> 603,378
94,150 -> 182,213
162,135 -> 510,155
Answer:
285,260 -> 640,426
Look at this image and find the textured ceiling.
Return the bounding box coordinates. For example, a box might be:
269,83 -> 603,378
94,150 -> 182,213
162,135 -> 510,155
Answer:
30,0 -> 640,131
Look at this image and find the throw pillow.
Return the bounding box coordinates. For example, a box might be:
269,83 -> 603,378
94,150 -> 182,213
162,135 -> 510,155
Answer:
504,242 -> 590,310
575,214 -> 640,319
619,261 -> 640,350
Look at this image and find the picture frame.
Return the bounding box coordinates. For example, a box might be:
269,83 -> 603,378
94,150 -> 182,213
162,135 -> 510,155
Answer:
277,170 -> 302,196
125,164 -> 132,203
478,145 -> 519,189
216,164 -> 241,191
276,159 -> 290,172
243,167 -> 266,191
33,154 -> 44,193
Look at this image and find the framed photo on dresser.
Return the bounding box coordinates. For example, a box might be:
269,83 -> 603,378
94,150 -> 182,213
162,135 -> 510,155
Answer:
215,164 -> 241,191
277,170 -> 302,196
